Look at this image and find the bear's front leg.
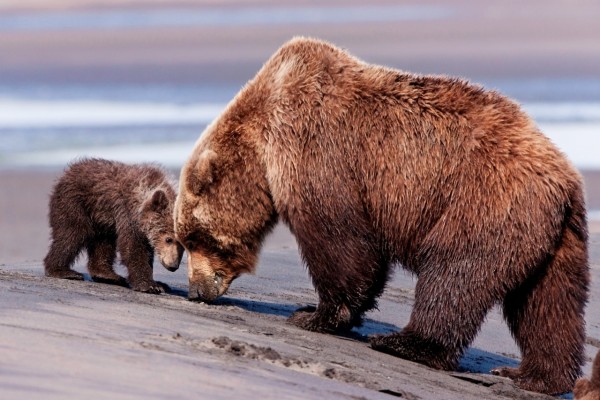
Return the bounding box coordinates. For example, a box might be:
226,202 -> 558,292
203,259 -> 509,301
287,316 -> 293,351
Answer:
127,253 -> 169,294
116,231 -> 166,294
286,223 -> 390,333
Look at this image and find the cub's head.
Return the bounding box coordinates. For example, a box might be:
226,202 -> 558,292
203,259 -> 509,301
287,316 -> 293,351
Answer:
175,143 -> 276,302
140,188 -> 184,272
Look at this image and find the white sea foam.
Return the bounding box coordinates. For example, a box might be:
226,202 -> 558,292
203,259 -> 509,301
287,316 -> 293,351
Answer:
0,98 -> 224,128
524,102 -> 600,122
4,141 -> 192,168
8,124 -> 598,167
0,98 -> 598,128
538,123 -> 600,169
0,99 -> 598,169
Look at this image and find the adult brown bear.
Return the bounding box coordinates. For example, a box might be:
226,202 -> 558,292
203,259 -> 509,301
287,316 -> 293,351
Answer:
175,37 -> 589,395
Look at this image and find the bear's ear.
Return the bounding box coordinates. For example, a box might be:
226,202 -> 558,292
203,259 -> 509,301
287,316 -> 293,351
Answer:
187,149 -> 218,195
143,189 -> 169,213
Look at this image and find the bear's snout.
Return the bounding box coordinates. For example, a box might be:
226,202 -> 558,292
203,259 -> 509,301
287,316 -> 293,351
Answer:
188,278 -> 220,303
160,257 -> 181,272
158,243 -> 184,272
186,252 -> 230,302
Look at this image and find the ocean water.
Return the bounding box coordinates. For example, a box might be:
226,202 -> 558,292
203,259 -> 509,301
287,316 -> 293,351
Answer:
0,4 -> 598,171
1,83 -> 599,171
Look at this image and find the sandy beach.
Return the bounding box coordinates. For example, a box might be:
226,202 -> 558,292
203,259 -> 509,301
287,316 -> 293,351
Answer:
1,0 -> 600,398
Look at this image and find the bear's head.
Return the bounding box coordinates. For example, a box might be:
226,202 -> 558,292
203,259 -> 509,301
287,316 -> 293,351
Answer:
175,116 -> 277,302
173,38 -> 333,301
140,188 -> 184,272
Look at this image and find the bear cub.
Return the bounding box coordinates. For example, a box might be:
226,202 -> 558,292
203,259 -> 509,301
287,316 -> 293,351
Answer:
44,158 -> 184,293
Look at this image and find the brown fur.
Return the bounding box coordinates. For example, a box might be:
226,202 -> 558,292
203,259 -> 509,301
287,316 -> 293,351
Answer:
174,37 -> 589,394
575,351 -> 600,400
45,158 -> 184,293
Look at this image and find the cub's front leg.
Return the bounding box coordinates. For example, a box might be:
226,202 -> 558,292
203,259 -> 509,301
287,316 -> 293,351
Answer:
117,230 -> 167,294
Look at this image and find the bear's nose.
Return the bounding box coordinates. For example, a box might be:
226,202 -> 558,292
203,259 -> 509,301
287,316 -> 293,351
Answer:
160,253 -> 182,271
188,280 -> 219,303
188,285 -> 202,301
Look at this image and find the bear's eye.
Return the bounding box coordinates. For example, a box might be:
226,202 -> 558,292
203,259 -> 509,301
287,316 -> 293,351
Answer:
165,237 -> 174,244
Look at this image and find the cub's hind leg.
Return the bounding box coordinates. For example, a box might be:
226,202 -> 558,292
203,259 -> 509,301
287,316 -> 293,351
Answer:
87,234 -> 127,287
44,201 -> 90,280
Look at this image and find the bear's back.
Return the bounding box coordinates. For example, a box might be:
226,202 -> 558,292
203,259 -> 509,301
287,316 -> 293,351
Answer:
251,38 -> 583,270
53,158 -> 173,228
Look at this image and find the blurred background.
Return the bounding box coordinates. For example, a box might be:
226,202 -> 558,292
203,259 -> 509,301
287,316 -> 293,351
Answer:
0,0 -> 599,261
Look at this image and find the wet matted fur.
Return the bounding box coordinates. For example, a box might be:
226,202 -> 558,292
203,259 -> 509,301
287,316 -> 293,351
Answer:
175,37 -> 589,395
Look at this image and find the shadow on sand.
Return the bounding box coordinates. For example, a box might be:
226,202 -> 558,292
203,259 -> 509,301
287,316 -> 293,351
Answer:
178,288 -> 522,377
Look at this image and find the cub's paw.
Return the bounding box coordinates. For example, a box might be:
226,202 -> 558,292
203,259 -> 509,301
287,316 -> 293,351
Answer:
513,377 -> 566,396
369,333 -> 404,355
156,281 -> 171,293
91,274 -> 128,287
46,269 -> 84,281
131,280 -> 167,294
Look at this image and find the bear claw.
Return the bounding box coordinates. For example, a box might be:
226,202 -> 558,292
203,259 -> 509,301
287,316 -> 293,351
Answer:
369,332 -> 457,371
287,308 -> 321,331
287,306 -> 337,333
131,280 -> 169,294
491,367 -> 571,395
287,305 -> 357,334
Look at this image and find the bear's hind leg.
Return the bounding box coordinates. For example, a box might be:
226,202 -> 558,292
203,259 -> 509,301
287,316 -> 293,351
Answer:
44,227 -> 87,281
87,234 -> 127,287
370,264 -> 498,370
44,242 -> 85,280
494,225 -> 588,395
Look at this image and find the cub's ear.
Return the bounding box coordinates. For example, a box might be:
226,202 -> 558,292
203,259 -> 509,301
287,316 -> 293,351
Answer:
187,149 -> 218,195
143,189 -> 169,213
